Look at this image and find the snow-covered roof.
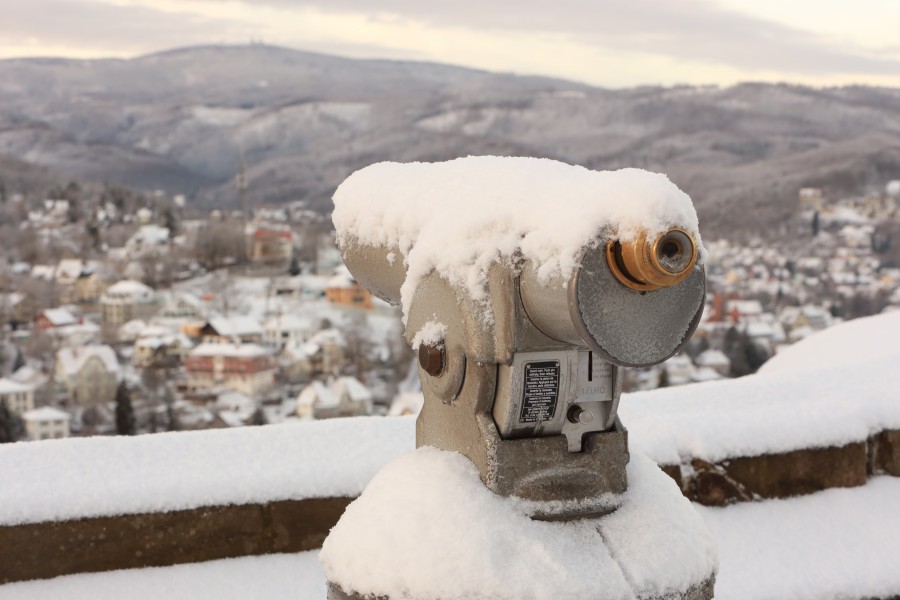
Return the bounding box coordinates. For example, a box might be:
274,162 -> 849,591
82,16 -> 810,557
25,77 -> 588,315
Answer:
388,392 -> 424,417
56,345 -> 119,377
30,265 -> 55,280
327,265 -> 356,289
40,308 -> 78,327
726,299 -> 763,317
50,322 -> 101,340
129,224 -> 170,245
298,381 -> 338,408
22,407 -> 70,422
0,377 -> 33,395
10,366 -> 43,386
103,280 -> 154,301
218,411 -> 247,428
56,259 -> 85,281
206,316 -> 263,338
0,292 -> 25,307
690,366 -> 723,382
305,329 -> 345,354
190,343 -> 270,359
694,349 -> 729,368
336,377 -> 372,402
263,314 -> 313,331
216,391 -> 255,412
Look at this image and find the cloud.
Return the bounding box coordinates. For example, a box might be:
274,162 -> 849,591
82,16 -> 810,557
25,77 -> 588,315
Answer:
237,0 -> 900,76
1,0 -> 898,85
0,0 -> 239,55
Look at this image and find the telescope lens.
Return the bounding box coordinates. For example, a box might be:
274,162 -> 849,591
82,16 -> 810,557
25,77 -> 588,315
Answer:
655,230 -> 693,274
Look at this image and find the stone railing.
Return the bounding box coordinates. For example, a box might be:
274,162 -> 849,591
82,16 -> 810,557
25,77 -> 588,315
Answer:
2,356 -> 899,584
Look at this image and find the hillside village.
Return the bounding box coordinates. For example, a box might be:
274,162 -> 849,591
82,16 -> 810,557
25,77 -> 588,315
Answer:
1,178 -> 899,442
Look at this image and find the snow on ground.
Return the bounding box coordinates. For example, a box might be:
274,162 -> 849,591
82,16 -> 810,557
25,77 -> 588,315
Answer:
4,477 -> 898,600
0,417 -> 415,526
0,551 -> 325,600
333,157 -> 703,321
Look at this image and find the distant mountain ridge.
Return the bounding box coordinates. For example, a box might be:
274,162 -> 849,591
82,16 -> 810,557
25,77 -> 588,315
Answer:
1,44 -> 899,236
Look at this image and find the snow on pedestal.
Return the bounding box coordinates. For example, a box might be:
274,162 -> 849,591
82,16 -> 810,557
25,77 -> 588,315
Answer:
320,448 -> 717,600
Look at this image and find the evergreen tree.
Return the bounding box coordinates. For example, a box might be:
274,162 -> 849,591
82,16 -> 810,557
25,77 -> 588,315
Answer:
657,368 -> 670,388
164,386 -> 178,432
250,408 -> 267,426
288,256 -> 301,276
0,399 -> 24,443
11,349 -> 25,373
115,381 -> 136,436
162,207 -> 179,235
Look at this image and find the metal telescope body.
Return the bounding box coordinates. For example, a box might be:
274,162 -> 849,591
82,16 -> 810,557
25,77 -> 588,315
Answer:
341,227 -> 704,518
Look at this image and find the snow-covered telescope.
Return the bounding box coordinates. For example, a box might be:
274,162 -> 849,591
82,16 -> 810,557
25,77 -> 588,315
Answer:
334,156 -> 705,482
326,157 -> 715,600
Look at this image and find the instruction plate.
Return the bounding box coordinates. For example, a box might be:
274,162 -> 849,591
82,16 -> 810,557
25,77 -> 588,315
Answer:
519,361 -> 560,423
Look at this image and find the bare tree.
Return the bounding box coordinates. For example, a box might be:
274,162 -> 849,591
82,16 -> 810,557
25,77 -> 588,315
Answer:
192,221 -> 246,272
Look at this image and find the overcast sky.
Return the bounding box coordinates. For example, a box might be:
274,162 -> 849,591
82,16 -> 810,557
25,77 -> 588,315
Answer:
3,0 -> 899,88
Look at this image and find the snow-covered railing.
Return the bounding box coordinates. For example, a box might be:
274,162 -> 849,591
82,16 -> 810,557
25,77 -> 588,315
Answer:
1,417 -> 414,526
0,418 -> 414,584
2,323 -> 899,583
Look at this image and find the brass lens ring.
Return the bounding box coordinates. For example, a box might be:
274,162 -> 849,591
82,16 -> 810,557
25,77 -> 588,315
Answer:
605,228 -> 698,291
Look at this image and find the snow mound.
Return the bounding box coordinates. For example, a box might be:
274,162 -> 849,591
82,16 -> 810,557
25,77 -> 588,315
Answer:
333,157 -> 702,321
760,310 -> 900,375
320,447 -> 717,600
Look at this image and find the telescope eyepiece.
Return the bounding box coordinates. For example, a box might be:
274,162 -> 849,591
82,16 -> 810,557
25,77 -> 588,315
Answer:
654,229 -> 693,274
606,228 -> 698,292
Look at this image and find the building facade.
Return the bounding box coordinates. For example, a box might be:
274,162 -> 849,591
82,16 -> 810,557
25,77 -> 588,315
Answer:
55,345 -> 120,406
185,343 -> 276,397
100,280 -> 158,325
23,407 -> 71,441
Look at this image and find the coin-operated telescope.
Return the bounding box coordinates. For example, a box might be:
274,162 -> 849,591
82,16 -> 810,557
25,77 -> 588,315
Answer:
323,157 -> 716,600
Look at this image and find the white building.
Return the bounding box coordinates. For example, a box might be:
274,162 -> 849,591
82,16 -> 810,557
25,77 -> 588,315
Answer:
296,376 -> 373,420
158,293 -> 206,320
0,377 -> 35,415
23,407 -> 70,441
55,345 -> 120,406
125,224 -> 170,257
100,280 -> 158,325
694,349 -> 731,377
201,317 -> 264,344
263,314 -> 315,351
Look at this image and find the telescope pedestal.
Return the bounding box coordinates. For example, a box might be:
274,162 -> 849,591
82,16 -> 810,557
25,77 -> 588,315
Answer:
321,448 -> 717,600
